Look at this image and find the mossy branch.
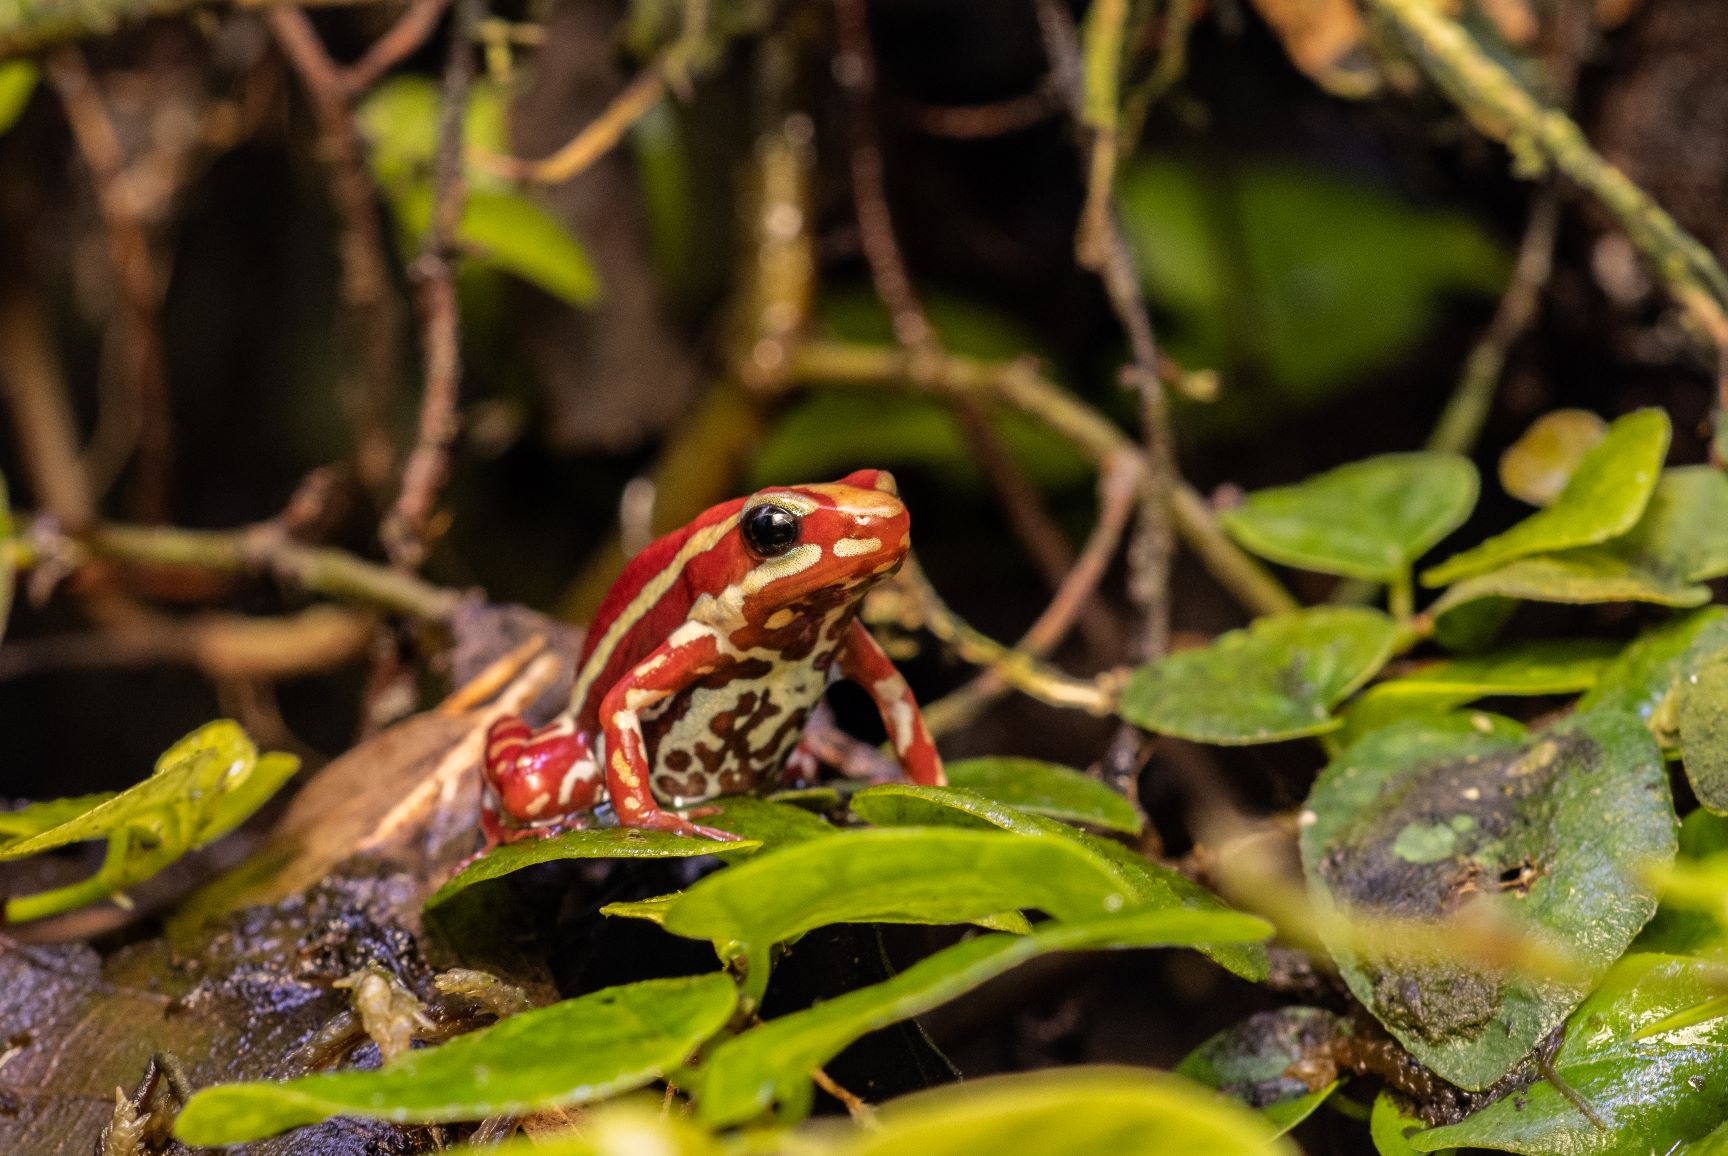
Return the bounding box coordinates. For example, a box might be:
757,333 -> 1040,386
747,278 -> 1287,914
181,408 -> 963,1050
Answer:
1361,0 -> 1728,336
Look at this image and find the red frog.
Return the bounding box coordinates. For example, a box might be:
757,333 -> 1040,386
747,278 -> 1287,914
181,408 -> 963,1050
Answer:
481,469 -> 945,845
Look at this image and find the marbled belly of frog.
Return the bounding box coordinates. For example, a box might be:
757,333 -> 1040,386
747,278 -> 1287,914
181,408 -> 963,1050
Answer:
642,655 -> 832,804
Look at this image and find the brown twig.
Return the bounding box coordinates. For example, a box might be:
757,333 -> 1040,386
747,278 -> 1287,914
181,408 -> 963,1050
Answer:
894,86 -> 1060,140
924,450 -> 1141,735
383,0 -> 479,568
267,5 -> 404,492
0,286 -> 97,530
812,1066 -> 876,1124
789,340 -> 1298,619
1036,0 -> 1177,665
9,514 -> 463,621
480,61 -> 667,185
342,0 -> 454,95
834,0 -> 1119,652
0,605 -> 375,681
46,49 -> 175,523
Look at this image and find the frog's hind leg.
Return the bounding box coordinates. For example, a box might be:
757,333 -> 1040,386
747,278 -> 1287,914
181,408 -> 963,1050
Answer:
481,716 -> 602,838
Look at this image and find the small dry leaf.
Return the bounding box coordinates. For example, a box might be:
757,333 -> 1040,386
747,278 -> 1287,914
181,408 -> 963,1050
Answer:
1499,409 -> 1610,506
1249,0 -> 1381,98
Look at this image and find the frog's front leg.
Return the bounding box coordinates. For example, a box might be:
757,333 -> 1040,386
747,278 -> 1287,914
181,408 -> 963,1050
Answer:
598,624 -> 742,841
837,619 -> 945,786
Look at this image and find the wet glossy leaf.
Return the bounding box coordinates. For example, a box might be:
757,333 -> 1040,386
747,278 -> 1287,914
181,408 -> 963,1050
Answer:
1431,466 -> 1728,620
850,784 -> 1266,979
1176,1008 -> 1348,1135
1414,954 -> 1728,1154
0,61 -> 36,137
1578,608 -> 1728,721
697,909 -> 1271,1126
944,757 -> 1140,833
0,721 -> 299,922
1221,453 -> 1478,581
1498,409 -> 1607,507
842,1066 -> 1296,1156
1339,640 -> 1616,746
701,796 -> 837,847
658,828 -> 1136,953
176,974 -> 737,1143
1300,710 -> 1675,1090
1119,608 -> 1401,744
1679,623 -> 1728,812
1371,1090 -> 1437,1156
426,829 -> 760,913
1423,409 -> 1670,586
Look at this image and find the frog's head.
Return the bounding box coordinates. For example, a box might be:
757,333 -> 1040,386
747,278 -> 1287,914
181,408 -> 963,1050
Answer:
728,468 -> 911,618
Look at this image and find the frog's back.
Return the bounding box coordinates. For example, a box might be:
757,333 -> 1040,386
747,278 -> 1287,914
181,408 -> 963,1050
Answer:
570,496 -> 748,732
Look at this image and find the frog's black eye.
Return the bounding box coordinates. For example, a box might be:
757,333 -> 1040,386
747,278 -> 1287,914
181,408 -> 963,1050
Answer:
742,503 -> 801,558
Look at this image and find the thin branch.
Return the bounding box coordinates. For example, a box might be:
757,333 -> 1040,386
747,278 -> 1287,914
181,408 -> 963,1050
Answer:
789,340 -> 1299,618
383,0 -> 479,568
1429,187 -> 1560,456
812,1067 -> 876,1125
0,286 -> 97,530
0,605 -> 375,681
923,451 -> 1140,735
342,0 -> 453,95
1118,0 -> 1198,150
480,61 -> 667,185
10,515 -> 463,621
0,0 -> 387,58
47,49 -> 174,523
895,86 -> 1059,140
1037,0 -> 1177,663
268,5 -> 404,493
901,561 -> 1119,717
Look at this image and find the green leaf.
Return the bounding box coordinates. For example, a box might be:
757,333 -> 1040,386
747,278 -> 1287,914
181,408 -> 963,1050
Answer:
0,793 -> 117,843
1679,623 -> 1728,813
700,796 -> 838,847
1433,466 -> 1728,615
1119,608 -> 1402,744
1372,1090 -> 1440,1156
1221,453 -> 1478,581
357,77 -> 510,197
697,908 -> 1271,1126
850,785 -> 1267,980
394,187 -> 601,307
0,61 -> 37,137
1423,409 -> 1671,586
1578,608 -> 1728,721
842,1066 -> 1296,1156
1413,954 -> 1728,1154
426,829 -> 760,914
1176,1008 -> 1348,1136
1339,640 -> 1617,746
1300,710 -> 1675,1090
1118,160 -> 1505,432
1689,1121 -> 1728,1156
659,828 -> 1137,953
1497,409 -> 1607,507
441,1102 -> 722,1156
0,721 -> 299,922
173,973 -> 738,1145
1636,810 -> 1728,954
944,757 -> 1141,834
